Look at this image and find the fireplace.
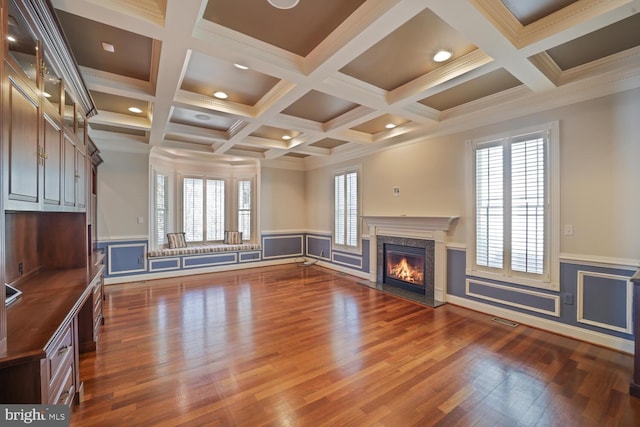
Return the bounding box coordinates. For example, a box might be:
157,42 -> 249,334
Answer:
384,244 -> 425,292
376,236 -> 435,300
363,216 -> 458,306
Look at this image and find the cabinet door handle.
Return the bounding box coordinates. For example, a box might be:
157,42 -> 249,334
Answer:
57,345 -> 70,356
58,388 -> 71,404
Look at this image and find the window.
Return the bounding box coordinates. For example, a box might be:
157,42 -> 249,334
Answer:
238,180 -> 251,241
467,122 -> 559,289
207,179 -> 225,241
334,169 -> 359,249
154,173 -> 169,248
149,153 -> 260,249
183,177 -> 225,243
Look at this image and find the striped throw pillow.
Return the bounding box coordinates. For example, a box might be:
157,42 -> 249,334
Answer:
224,231 -> 242,244
167,232 -> 187,249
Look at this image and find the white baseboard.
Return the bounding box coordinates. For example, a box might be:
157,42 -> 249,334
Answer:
446,295 -> 634,354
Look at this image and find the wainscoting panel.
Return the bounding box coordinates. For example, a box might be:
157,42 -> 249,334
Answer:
149,257 -> 180,272
183,253 -> 237,269
306,235 -> 331,260
262,235 -> 304,260
577,270 -> 633,334
239,251 -> 261,263
466,279 -> 560,317
332,251 -> 363,269
107,242 -> 147,275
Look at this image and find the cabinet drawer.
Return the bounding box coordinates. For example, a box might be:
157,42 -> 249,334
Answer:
45,322 -> 73,388
49,363 -> 75,406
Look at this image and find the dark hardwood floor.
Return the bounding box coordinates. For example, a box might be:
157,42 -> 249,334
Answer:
71,265 -> 640,426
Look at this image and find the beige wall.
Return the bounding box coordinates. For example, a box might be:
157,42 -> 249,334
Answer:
305,87 -> 640,261
556,89 -> 640,259
97,150 -> 149,240
95,88 -> 640,261
261,167 -> 307,232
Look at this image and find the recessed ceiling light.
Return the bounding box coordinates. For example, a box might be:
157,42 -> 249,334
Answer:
128,107 -> 143,113
433,50 -> 452,62
195,114 -> 210,121
385,123 -> 397,129
234,63 -> 249,70
7,35 -> 16,42
101,41 -> 115,53
214,91 -> 228,99
267,0 -> 299,9
282,135 -> 292,140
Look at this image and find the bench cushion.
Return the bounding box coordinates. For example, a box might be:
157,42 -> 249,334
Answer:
148,243 -> 260,258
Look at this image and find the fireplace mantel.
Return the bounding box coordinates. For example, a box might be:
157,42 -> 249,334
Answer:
362,216 -> 458,303
362,216 -> 458,232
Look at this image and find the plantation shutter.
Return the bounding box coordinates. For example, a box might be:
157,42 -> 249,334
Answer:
345,172 -> 358,247
206,179 -> 225,241
475,145 -> 503,269
334,174 -> 345,245
511,136 -> 545,274
238,180 -> 251,241
334,171 -> 358,248
183,178 -> 203,242
155,174 -> 169,247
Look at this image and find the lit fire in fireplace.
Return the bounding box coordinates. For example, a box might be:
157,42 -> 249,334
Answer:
387,255 -> 424,285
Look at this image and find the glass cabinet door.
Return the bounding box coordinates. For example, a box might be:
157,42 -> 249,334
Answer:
7,0 -> 39,85
42,54 -> 63,115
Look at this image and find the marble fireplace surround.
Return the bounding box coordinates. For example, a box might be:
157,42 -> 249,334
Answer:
362,216 -> 458,303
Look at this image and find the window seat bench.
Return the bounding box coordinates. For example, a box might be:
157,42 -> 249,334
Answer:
148,243 -> 260,258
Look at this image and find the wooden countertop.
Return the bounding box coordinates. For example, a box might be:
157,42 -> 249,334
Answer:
0,261 -> 104,367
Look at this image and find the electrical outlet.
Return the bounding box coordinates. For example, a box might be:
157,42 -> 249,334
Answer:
563,293 -> 574,305
18,262 -> 23,276
393,187 -> 400,196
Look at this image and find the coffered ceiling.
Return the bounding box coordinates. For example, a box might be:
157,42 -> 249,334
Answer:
50,0 -> 640,168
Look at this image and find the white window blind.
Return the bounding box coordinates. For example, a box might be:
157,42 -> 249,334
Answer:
206,179 -> 225,241
155,174 -> 169,247
334,171 -> 358,248
475,145 -> 503,269
473,130 -> 550,282
238,180 -> 251,241
511,137 -> 545,274
183,178 -> 204,242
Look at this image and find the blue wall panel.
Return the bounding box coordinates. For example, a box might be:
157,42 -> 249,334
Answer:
467,280 -> 558,315
447,248 -> 634,340
333,252 -> 362,268
239,251 -> 261,262
262,235 -> 303,259
447,249 -> 467,296
106,242 -> 147,275
307,235 -> 331,259
149,258 -> 180,272
183,253 -> 236,268
579,271 -> 630,332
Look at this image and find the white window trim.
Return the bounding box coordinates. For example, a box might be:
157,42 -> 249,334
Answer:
150,168 -> 172,250
465,121 -> 560,291
333,165 -> 362,254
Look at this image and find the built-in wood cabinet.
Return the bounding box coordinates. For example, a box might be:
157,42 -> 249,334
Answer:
3,63 -> 41,209
0,0 -> 100,406
42,108 -> 63,207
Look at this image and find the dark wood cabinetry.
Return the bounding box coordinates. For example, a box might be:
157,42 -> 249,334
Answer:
3,63 -> 41,208
0,0 -> 100,406
42,108 -> 63,206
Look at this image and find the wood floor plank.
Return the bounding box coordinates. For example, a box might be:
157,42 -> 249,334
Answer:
71,265 -> 640,426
